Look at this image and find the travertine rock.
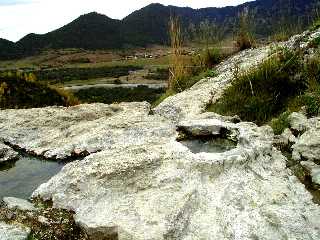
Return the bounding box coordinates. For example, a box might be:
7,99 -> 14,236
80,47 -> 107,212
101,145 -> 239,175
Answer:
0,222 -> 30,240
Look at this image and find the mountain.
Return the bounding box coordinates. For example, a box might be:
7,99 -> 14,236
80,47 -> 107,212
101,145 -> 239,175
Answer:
0,38 -> 22,60
0,0 -> 318,60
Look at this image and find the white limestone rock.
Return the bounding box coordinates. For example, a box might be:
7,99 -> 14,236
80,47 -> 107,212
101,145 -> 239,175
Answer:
0,143 -> 18,163
288,112 -> 310,133
0,222 -> 30,240
32,120 -> 320,240
154,47 -> 270,121
0,102 -> 175,160
281,128 -> 297,145
292,128 -> 320,162
301,161 -> 320,186
3,197 -> 36,211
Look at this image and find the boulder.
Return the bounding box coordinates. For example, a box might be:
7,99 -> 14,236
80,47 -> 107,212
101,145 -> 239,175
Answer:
0,222 -> 30,240
301,161 -> 320,187
3,197 -> 36,212
273,128 -> 297,150
0,143 -> 18,163
288,112 -> 309,133
292,129 -> 320,162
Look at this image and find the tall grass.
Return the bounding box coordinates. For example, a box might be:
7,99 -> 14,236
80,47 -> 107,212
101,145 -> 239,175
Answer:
235,8 -> 255,51
168,16 -> 186,92
167,16 -> 227,93
208,48 -> 307,124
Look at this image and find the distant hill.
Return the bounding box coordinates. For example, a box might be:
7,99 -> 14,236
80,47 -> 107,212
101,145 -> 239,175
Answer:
0,38 -> 23,60
0,0 -> 318,60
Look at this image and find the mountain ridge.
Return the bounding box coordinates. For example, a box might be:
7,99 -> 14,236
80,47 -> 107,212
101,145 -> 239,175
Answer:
0,0 -> 317,60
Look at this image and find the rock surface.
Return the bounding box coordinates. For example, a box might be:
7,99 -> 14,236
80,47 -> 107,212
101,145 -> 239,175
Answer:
291,113 -> 320,163
0,222 -> 30,240
32,117 -> 320,239
301,161 -> 320,187
0,103 -> 174,160
3,197 -> 36,212
0,143 -> 18,163
1,29 -> 320,239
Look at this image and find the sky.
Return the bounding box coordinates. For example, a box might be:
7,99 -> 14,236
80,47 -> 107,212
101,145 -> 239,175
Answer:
0,0 -> 252,42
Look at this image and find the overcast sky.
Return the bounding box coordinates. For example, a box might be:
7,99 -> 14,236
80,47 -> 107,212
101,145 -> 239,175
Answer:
0,0 -> 252,42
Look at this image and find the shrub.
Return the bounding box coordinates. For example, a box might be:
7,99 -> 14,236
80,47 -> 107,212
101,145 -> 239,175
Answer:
310,19 -> 320,31
49,86 -> 80,106
208,48 -> 307,124
235,9 -> 255,51
271,31 -> 290,42
201,69 -> 218,78
200,48 -> 223,68
0,72 -> 79,109
270,111 -> 291,135
308,36 -> 320,48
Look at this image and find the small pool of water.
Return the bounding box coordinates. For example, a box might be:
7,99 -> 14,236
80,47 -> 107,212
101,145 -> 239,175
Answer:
0,154 -> 64,199
180,138 -> 237,154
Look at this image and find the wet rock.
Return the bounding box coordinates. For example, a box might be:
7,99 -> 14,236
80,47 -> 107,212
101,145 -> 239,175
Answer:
177,119 -> 229,137
301,161 -> 320,187
0,143 -> 18,164
3,197 -> 36,212
0,221 -> 30,240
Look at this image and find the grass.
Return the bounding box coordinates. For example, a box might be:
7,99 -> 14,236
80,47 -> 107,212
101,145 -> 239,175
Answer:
235,9 -> 255,51
152,89 -> 176,107
74,85 -> 164,104
270,111 -> 291,135
208,46 -> 320,135
207,48 -> 308,125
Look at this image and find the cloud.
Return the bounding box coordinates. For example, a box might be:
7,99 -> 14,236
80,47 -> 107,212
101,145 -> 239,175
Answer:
0,0 -> 34,6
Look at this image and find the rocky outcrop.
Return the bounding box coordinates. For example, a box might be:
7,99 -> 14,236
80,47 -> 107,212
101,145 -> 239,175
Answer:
154,47 -> 270,120
289,113 -> 320,163
0,143 -> 18,164
0,222 -> 30,240
3,197 -> 36,212
301,161 -> 320,187
1,29 -> 320,239
0,103 -> 175,160
30,114 -> 320,239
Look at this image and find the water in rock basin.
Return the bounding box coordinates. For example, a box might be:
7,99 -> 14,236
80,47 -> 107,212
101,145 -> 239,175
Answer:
0,154 -> 64,199
180,137 -> 237,154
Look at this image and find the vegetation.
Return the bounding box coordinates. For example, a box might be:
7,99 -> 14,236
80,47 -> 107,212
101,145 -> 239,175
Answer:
168,16 -> 186,91
0,72 -> 79,109
74,85 -> 164,104
270,111 -> 291,135
0,0 -> 316,60
145,68 -> 169,80
207,48 -> 316,125
24,65 -> 143,84
167,17 -> 226,93
235,8 -> 255,51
